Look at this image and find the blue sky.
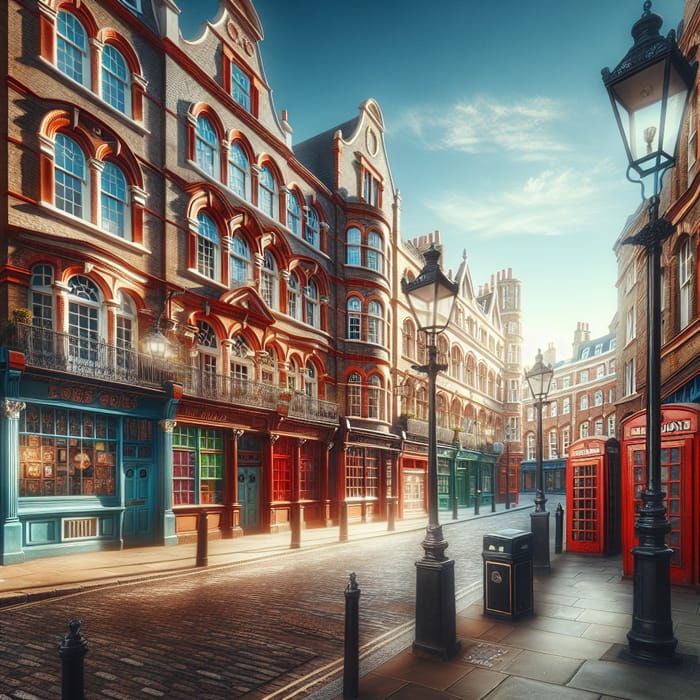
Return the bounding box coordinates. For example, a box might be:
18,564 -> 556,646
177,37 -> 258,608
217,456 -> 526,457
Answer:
179,1 -> 685,364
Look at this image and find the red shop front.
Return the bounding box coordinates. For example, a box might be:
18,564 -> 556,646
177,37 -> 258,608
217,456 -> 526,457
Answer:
566,437 -> 621,555
620,404 -> 700,588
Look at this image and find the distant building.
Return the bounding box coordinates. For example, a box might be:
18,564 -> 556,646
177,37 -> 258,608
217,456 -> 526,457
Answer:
521,323 -> 617,494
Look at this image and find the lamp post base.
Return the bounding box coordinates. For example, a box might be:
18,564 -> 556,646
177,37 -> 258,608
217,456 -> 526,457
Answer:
627,524 -> 678,665
414,556 -> 461,659
530,510 -> 550,574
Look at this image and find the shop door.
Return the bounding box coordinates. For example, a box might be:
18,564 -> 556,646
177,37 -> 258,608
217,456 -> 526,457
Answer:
123,463 -> 153,545
239,466 -> 259,530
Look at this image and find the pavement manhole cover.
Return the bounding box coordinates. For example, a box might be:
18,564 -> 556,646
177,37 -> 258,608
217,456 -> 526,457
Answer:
464,642 -> 509,667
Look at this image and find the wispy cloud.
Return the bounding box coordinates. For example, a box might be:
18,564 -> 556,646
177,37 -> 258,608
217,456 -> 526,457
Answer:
396,96 -> 569,161
427,164 -> 630,239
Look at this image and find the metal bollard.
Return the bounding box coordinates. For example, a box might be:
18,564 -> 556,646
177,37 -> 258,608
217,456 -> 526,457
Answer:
58,619 -> 88,700
555,503 -> 564,554
387,496 -> 396,531
343,572 -> 360,699
196,510 -> 208,567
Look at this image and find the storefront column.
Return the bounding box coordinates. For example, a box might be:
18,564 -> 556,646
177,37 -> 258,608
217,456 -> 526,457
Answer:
290,438 -> 305,548
158,418 -> 178,546
267,433 -> 279,532
1,399 -> 26,564
322,439 -> 333,526
225,428 -> 244,538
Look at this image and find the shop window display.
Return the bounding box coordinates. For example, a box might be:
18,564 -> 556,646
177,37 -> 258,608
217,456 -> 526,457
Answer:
19,406 -> 117,497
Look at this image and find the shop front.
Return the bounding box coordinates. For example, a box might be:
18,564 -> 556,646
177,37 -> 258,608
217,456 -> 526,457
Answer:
1,349 -> 180,563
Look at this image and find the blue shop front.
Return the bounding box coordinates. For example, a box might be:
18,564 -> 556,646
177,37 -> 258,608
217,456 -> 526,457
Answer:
1,350 -> 180,563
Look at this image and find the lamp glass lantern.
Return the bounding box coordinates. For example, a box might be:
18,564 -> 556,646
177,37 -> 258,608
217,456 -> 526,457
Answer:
143,326 -> 172,359
602,1 -> 696,195
525,350 -> 554,402
402,245 -> 459,339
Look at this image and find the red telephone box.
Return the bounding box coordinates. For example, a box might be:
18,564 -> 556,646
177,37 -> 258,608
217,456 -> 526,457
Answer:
566,437 -> 621,554
620,404 -> 700,588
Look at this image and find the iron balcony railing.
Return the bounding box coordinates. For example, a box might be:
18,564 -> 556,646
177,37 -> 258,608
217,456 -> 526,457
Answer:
15,323 -> 339,423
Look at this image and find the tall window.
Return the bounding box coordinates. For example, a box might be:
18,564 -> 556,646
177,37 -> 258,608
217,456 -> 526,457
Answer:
31,264 -> 54,329
347,372 -> 362,416
287,192 -> 301,235
231,63 -> 251,112
115,292 -> 135,369
626,306 -> 636,344
607,414 -> 616,436
366,231 -> 384,273
625,358 -> 636,396
580,421 -> 590,439
196,321 -> 218,394
55,134 -> 87,218
287,272 -> 301,321
580,394 -> 589,410
304,279 -> 319,328
305,207 -> 320,248
594,390 -> 603,406
228,143 -> 249,199
229,233 -> 250,287
347,297 -> 361,339
172,426 -> 223,505
305,362 -> 318,399
362,171 -> 380,206
563,397 -> 570,414
196,213 -> 219,280
67,276 -> 101,362
679,237 -> 692,329
548,429 -> 558,459
367,376 -> 382,419
561,427 -> 571,455
101,44 -> 130,115
100,162 -> 129,238
346,227 -> 361,265
367,301 -> 383,345
195,116 -> 218,178
258,166 -> 276,217
402,319 -> 415,358
57,11 -> 89,85
261,251 -> 278,308
526,434 -> 535,460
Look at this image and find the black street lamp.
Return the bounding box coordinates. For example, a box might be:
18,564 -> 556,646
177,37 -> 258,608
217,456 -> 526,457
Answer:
602,1 -> 696,665
402,243 -> 460,659
525,349 -> 553,573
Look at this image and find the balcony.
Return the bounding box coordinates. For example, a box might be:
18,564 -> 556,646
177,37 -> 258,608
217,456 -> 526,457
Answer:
14,324 -> 339,422
287,392 -> 339,424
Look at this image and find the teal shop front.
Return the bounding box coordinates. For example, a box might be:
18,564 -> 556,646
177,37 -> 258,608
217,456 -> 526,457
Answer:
1,369 -> 179,563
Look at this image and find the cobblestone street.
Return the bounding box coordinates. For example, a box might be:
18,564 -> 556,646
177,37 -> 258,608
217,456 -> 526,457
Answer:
0,505 -> 545,699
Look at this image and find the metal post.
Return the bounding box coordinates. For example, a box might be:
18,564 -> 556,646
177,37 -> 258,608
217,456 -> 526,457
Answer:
530,396 -> 550,573
413,342 -> 460,659
491,460 -> 496,513
555,503 -> 564,554
343,572 -> 360,699
386,496 -> 396,532
505,440 -> 511,509
196,510 -> 208,567
58,619 -> 88,700
626,196 -> 677,663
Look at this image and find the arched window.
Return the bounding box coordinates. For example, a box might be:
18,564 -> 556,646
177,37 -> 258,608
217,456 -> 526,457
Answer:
466,356 -> 475,386
261,250 -> 278,308
196,321 -> 218,393
229,233 -> 250,287
55,133 -> 88,218
304,279 -> 319,328
402,319 -> 415,358
347,372 -> 362,416
437,394 -> 447,427
195,116 -> 218,177
287,272 -> 302,321
450,346 -> 462,381
367,231 -> 384,273
368,375 -> 382,419
305,362 -> 318,399
67,276 -> 101,362
100,162 -> 130,238
287,358 -> 302,392
228,143 -> 249,199
116,292 -> 136,369
101,44 -> 130,115
196,213 -> 220,280
31,264 -> 54,329
57,11 -> 89,85
258,165 -> 277,218
287,191 -> 301,235
347,297 -> 361,339
346,227 -> 361,265
367,300 -> 383,345
230,334 -> 252,384
305,207 -> 320,248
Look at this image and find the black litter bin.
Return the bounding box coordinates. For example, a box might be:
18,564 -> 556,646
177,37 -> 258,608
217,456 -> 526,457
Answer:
482,528 -> 533,620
